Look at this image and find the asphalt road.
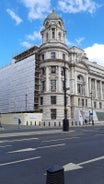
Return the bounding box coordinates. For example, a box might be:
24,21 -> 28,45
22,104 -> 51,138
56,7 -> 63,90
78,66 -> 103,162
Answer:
0,126 -> 104,184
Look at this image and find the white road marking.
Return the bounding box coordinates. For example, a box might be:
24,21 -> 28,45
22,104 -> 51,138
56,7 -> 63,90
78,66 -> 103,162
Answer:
8,143 -> 66,153
64,163 -> 82,171
63,155 -> 104,171
0,145 -> 12,148
79,155 -> 104,166
42,137 -> 80,143
94,134 -> 104,137
0,156 -> 41,167
0,137 -> 38,143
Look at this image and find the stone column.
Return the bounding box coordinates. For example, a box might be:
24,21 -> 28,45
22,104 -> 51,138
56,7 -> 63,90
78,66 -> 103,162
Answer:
46,66 -> 49,92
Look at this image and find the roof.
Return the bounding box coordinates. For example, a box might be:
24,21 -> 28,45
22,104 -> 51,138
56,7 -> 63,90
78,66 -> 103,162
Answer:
45,9 -> 62,21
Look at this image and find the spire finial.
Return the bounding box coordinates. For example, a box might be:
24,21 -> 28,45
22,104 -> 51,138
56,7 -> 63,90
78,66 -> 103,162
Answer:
52,9 -> 55,13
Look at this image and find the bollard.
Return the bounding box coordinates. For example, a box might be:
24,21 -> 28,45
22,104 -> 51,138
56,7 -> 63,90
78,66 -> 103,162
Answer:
46,165 -> 64,184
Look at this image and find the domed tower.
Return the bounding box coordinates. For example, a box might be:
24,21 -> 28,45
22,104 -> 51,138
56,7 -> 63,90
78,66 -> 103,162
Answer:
39,10 -> 70,125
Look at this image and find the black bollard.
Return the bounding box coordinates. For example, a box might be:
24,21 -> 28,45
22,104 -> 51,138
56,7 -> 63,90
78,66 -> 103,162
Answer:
46,165 -> 64,184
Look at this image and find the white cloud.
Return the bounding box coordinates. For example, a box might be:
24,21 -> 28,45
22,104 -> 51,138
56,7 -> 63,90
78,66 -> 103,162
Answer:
7,9 -> 23,25
84,43 -> 104,66
20,0 -> 51,20
66,37 -> 84,47
27,31 -> 41,41
58,0 -> 100,14
21,41 -> 32,48
75,37 -> 85,45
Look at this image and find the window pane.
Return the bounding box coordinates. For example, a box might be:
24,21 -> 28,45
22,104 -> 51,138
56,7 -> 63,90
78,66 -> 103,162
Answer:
40,97 -> 43,105
51,109 -> 56,119
51,96 -> 56,104
51,52 -> 56,59
51,66 -> 56,73
41,81 -> 45,91
51,80 -> 56,91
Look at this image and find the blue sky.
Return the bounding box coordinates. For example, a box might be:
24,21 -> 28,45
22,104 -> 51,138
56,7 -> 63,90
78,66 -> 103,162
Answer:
0,0 -> 104,67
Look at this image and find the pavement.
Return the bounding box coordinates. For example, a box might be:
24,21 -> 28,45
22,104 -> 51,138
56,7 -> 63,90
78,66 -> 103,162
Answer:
0,124 -> 67,138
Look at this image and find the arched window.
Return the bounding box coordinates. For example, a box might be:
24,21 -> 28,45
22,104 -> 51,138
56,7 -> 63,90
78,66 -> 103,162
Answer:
77,75 -> 85,95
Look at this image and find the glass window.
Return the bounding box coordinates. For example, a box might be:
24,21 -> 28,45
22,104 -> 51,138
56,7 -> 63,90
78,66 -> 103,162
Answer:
51,96 -> 56,104
51,109 -> 56,119
82,99 -> 84,106
41,67 -> 45,75
41,81 -> 45,91
51,52 -> 56,59
78,98 -> 80,106
51,66 -> 56,73
63,53 -> 65,60
85,99 -> 87,107
52,28 -> 55,39
61,67 -> 64,75
51,80 -> 56,92
42,54 -> 44,61
94,101 -> 96,108
99,102 -> 102,109
40,97 -> 43,105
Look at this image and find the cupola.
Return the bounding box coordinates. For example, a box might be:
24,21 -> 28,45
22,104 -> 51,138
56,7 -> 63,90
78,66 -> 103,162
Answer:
41,10 -> 66,44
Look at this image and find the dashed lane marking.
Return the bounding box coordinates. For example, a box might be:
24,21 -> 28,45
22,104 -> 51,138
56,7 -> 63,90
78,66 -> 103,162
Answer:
0,137 -> 39,143
8,143 -> 66,153
42,136 -> 80,143
0,156 -> 41,167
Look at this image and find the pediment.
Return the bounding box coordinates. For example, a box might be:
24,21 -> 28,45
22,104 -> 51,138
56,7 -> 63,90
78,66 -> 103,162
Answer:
76,61 -> 90,71
69,46 -> 84,54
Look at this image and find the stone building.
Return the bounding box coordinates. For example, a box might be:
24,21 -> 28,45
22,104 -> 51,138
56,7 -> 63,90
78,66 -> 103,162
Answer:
0,10 -> 104,125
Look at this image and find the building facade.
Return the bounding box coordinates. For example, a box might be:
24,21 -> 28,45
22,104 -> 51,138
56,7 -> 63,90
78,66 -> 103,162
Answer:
0,10 -> 104,125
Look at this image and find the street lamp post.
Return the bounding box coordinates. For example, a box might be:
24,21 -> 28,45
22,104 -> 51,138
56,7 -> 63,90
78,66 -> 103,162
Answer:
90,92 -> 94,125
63,62 -> 69,131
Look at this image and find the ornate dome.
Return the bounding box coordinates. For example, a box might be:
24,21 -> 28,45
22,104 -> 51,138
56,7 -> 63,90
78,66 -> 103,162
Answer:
45,9 -> 63,21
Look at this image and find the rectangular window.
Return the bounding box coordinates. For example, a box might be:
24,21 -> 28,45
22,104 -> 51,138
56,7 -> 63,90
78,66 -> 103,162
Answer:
51,80 -> 56,92
51,52 -> 56,59
52,28 -> 55,39
40,97 -> 43,105
51,109 -> 56,119
78,98 -> 80,106
77,84 -> 81,94
42,54 -> 44,61
63,53 -> 65,60
94,101 -> 96,108
41,81 -> 45,91
85,99 -> 87,107
40,109 -> 43,113
61,67 -> 64,75
82,99 -> 84,106
51,66 -> 56,73
41,67 -> 45,75
99,102 -> 102,109
51,96 -> 56,104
